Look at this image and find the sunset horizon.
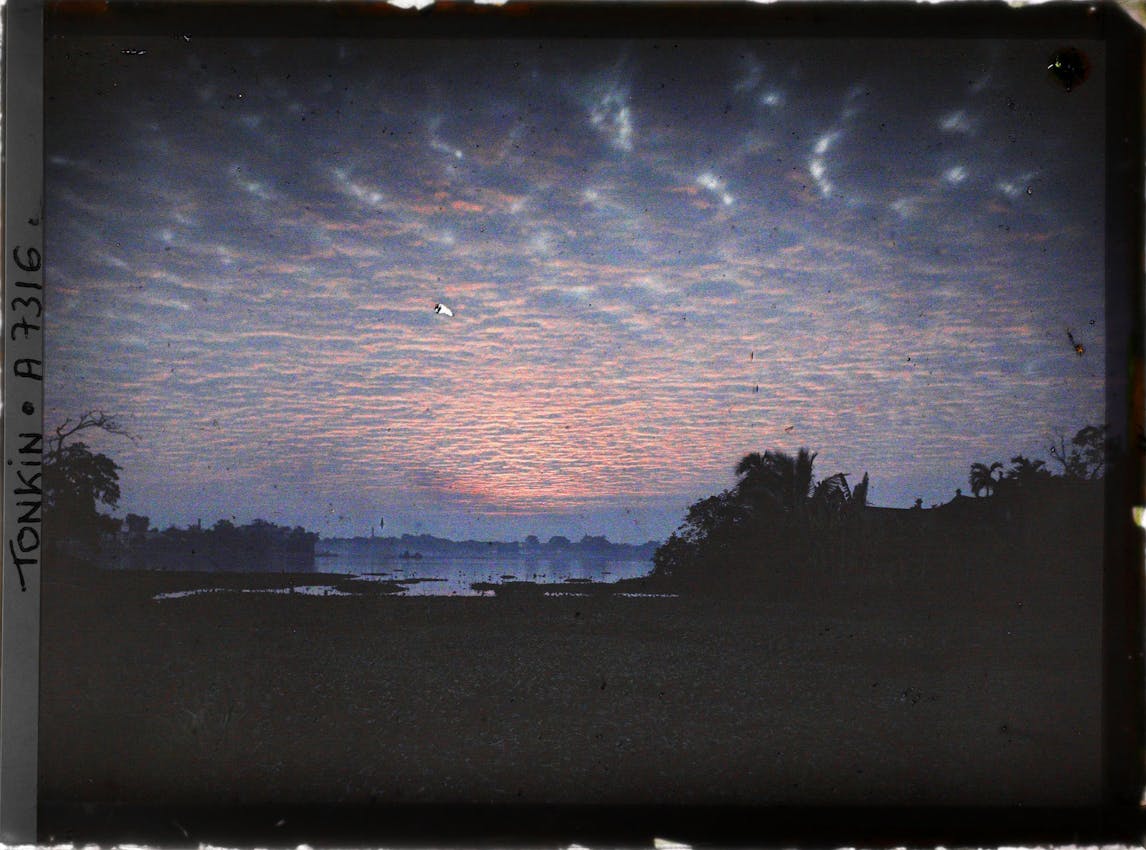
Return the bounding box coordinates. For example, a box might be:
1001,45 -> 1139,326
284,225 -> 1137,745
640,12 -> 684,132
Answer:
46,35 -> 1106,543
34,7 -> 1132,824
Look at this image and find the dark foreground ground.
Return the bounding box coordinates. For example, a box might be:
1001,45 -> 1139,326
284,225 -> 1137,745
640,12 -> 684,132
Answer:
40,552 -> 1104,820
40,557 -> 1102,813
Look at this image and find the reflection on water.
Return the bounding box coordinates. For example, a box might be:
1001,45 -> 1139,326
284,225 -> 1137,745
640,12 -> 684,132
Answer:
153,583 -> 678,602
319,547 -> 655,596
155,585 -> 353,600
147,544 -> 660,599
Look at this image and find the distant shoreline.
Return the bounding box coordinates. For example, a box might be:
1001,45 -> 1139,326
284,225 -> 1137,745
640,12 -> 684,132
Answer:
319,533 -> 660,561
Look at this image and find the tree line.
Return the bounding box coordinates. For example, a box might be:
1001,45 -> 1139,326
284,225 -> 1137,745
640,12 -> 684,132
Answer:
651,424 -> 1111,591
44,410 -> 1112,588
968,424 -> 1108,497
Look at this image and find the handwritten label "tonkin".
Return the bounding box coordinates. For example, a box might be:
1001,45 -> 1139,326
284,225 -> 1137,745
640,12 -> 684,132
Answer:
8,234 -> 44,591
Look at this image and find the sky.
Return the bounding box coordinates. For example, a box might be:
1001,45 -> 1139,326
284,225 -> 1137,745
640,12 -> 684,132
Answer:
44,34 -> 1107,543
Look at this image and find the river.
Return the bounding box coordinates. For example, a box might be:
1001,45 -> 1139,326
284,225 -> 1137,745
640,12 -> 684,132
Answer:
313,543 -> 656,596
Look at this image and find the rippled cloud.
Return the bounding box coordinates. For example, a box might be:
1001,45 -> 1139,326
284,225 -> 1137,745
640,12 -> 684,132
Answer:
44,36 -> 1106,541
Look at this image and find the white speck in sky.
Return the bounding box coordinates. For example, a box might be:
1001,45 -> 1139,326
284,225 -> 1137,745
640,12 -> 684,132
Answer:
943,165 -> 968,186
939,109 -> 975,134
697,172 -> 734,206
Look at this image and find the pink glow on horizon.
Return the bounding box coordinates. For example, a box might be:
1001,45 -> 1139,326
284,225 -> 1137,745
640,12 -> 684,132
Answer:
44,36 -> 1108,538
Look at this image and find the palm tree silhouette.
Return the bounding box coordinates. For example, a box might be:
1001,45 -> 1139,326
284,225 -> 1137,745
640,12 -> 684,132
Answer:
1006,455 -> 1049,482
734,448 -> 818,514
812,472 -> 851,514
656,446 -> 876,583
969,461 -> 1003,497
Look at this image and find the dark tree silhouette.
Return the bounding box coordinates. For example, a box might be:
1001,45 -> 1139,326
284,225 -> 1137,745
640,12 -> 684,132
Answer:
654,447 -> 867,585
1049,424 -> 1111,480
681,490 -> 747,544
969,425 -> 1109,501
45,411 -> 134,548
653,427 -> 1108,597
812,472 -> 851,514
651,489 -> 745,581
969,461 -> 1003,497
44,442 -> 122,545
1002,455 -> 1051,487
734,448 -> 818,514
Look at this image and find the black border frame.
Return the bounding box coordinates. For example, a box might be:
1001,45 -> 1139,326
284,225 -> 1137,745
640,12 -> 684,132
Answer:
10,1 -> 1144,845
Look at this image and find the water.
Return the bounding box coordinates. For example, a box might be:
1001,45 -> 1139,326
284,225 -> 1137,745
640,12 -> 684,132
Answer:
155,585 -> 353,600
314,546 -> 656,596
140,539 -> 661,599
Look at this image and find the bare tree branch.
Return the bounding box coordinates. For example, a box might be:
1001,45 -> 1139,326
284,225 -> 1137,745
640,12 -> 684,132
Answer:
47,410 -> 137,459
1047,431 -> 1070,473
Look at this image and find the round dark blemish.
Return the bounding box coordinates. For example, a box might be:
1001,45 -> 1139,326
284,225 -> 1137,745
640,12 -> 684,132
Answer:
6,460 -> 12,466
1047,47 -> 1090,92
21,402 -> 34,415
